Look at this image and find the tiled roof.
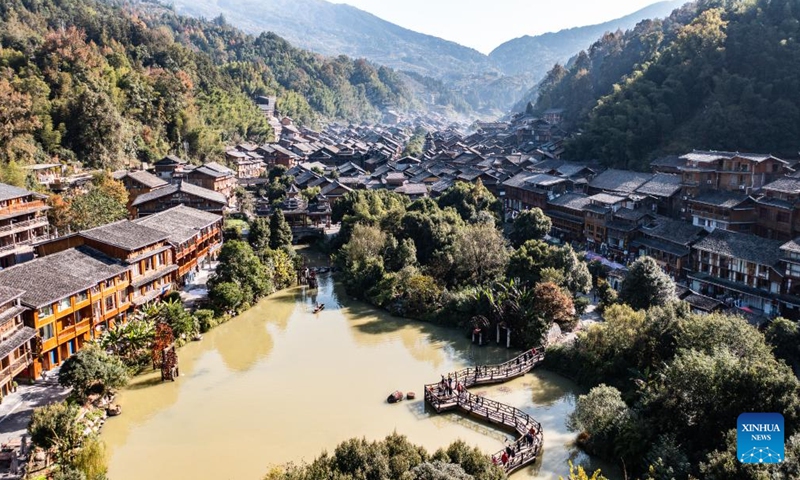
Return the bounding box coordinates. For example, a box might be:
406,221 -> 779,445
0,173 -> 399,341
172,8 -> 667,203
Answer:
690,191 -> 751,209
0,183 -> 35,202
547,193 -> 591,211
588,169 -> 653,193
125,170 -> 168,189
194,162 -> 235,178
131,182 -> 227,207
640,216 -> 704,246
762,177 -> 800,194
636,173 -> 682,198
680,150 -> 785,164
0,246 -> 128,308
81,220 -> 169,251
589,193 -> 627,205
134,206 -> 222,246
693,229 -> 784,267
0,326 -> 36,359
503,172 -> 564,189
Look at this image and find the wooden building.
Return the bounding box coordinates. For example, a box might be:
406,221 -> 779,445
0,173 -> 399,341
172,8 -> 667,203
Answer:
134,206 -> 223,285
0,286 -> 34,396
755,177 -> 800,241
688,191 -> 756,233
184,162 -> 237,203
114,170 -> 169,215
679,151 -> 788,197
503,173 -> 567,215
153,155 -> 188,179
130,181 -> 228,217
0,184 -> 51,267
0,246 -> 131,377
633,216 -> 705,279
689,229 -> 784,316
546,193 -> 590,244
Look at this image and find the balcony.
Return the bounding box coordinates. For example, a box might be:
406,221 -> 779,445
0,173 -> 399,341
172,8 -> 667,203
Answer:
0,351 -> 33,384
0,200 -> 48,219
0,217 -> 48,236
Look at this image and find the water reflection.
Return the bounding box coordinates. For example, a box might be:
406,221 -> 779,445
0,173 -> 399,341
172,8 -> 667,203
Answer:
102,275 -> 618,480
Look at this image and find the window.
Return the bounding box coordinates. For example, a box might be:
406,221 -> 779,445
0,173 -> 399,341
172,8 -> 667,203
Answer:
76,291 -> 88,303
39,323 -> 54,340
38,305 -> 53,319
133,263 -> 141,276
104,279 -> 114,289
156,253 -> 163,267
92,301 -> 101,316
777,211 -> 790,223
145,257 -> 153,271
58,297 -> 71,311
104,295 -> 115,312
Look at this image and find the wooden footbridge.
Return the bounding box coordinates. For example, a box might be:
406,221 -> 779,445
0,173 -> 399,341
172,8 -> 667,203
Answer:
424,349 -> 545,474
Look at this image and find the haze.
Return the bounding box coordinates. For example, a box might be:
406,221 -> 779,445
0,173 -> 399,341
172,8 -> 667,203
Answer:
331,0 -> 664,54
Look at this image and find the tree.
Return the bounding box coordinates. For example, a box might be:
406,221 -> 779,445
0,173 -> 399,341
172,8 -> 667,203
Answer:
68,173 -> 128,231
568,384 -> 631,454
58,345 -> 128,401
443,223 -> 509,287
765,317 -> 800,369
403,461 -> 472,480
509,208 -> 552,248
595,279 -> 618,313
534,282 -> 576,331
507,239 -> 557,284
619,256 -> 675,310
559,462 -> 608,480
29,403 -> 83,464
71,435 -> 108,480
157,299 -> 197,338
436,180 -> 500,224
269,209 -> 293,250
208,240 -> 271,310
248,216 -> 271,251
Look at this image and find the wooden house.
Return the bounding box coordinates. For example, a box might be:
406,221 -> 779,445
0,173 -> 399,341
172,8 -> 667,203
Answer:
130,181 -> 228,217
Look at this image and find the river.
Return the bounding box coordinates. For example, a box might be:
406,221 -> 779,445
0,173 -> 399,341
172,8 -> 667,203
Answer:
102,274 -> 618,479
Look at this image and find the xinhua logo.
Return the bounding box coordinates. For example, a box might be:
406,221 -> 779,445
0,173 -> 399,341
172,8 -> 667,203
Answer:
737,413 -> 784,464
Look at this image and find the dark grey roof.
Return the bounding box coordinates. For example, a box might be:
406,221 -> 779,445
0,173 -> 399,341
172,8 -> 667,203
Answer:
650,155 -> 687,170
194,162 -> 235,178
548,193 -> 591,211
683,292 -> 724,312
681,150 -> 785,164
692,229 -> 784,267
0,183 -> 35,202
690,191 -> 751,209
0,326 -> 36,358
589,193 -> 627,205
756,196 -> 794,210
131,182 -> 227,207
0,246 -> 127,308
636,173 -> 682,198
155,155 -> 187,166
503,172 -> 564,189
81,220 -> 169,251
0,285 -> 24,306
125,170 -> 168,189
640,216 -> 704,246
614,208 -> 650,222
762,177 -> 800,194
781,239 -> 800,253
588,169 -> 653,194
134,206 -> 222,246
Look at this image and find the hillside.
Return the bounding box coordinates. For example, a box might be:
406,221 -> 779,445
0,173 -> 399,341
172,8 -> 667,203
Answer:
535,0 -> 800,170
0,0 -> 455,170
489,0 -> 684,77
170,0 -> 495,78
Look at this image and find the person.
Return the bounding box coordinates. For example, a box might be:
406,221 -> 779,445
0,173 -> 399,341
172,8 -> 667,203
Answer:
500,451 -> 508,466
506,444 -> 515,459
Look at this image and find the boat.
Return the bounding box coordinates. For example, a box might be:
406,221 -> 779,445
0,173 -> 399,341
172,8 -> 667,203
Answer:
406,392 -> 416,400
387,391 -> 403,404
313,303 -> 325,313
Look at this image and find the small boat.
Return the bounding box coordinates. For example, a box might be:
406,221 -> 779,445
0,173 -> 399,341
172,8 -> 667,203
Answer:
313,303 -> 325,313
406,392 -> 416,400
387,391 -> 403,404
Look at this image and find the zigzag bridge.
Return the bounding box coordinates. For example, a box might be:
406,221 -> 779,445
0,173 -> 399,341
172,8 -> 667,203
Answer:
424,349 -> 545,474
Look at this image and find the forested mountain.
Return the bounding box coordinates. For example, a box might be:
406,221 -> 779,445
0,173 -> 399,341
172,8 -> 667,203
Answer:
0,0 -> 448,170
489,0 -> 683,77
170,0 -> 685,113
170,0 -> 495,78
535,0 -> 800,171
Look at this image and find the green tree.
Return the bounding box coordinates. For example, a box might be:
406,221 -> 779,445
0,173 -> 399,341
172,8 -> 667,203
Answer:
58,344 -> 128,401
269,209 -> 293,250
248,216 -> 271,251
29,403 -> 83,464
208,281 -> 245,314
509,208 -> 552,248
68,172 -> 128,231
436,180 -> 500,224
560,462 -> 608,480
507,239 -> 558,285
71,435 -> 108,480
208,240 -> 272,311
765,317 -> 800,369
568,384 -> 631,456
619,256 -> 675,310
158,299 -> 197,338
441,223 -> 509,287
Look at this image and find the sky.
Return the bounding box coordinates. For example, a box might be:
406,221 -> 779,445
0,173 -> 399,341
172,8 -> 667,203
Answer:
330,0 -> 666,54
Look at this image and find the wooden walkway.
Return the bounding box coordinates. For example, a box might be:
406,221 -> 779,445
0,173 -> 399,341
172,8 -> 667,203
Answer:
424,349 -> 545,474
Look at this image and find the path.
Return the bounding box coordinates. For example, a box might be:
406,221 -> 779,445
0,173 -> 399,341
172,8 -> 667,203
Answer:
424,349 -> 545,474
0,369 -> 69,446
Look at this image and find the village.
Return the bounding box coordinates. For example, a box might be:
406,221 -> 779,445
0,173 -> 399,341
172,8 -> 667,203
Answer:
0,96 -> 798,477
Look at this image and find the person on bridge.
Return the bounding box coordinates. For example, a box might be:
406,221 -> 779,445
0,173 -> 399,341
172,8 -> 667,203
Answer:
500,452 -> 508,466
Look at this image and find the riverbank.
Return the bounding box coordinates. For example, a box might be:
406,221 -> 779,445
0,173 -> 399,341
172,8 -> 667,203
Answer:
102,274 -> 618,479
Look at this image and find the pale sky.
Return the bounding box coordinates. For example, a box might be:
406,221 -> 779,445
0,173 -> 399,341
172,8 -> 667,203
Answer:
331,0 -> 666,54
